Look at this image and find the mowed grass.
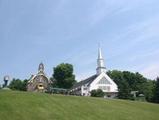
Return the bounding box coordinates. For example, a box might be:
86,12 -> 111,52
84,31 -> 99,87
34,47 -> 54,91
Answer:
0,90 -> 159,120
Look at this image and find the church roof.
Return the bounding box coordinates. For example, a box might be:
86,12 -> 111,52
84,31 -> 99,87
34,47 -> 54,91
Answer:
72,74 -> 98,89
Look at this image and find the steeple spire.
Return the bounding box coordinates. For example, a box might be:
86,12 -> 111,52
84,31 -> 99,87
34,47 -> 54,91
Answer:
38,62 -> 44,73
96,46 -> 106,75
98,47 -> 103,59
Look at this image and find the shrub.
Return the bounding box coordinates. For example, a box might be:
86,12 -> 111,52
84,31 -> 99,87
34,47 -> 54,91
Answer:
91,89 -> 104,97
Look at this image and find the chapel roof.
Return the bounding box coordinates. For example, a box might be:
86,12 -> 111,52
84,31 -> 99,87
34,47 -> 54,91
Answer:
72,74 -> 98,89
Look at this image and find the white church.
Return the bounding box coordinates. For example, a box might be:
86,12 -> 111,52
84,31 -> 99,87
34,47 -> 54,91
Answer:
71,47 -> 118,98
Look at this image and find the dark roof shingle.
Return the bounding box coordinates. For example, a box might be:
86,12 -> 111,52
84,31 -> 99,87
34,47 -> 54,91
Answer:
72,74 -> 97,89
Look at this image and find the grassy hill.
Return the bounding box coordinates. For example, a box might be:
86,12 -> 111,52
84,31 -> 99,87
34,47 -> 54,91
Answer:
0,90 -> 159,120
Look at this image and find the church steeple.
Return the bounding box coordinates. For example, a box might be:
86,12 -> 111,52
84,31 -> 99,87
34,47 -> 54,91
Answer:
96,47 -> 107,75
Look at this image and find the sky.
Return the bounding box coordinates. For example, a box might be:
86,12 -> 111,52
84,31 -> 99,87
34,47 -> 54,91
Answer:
0,0 -> 159,84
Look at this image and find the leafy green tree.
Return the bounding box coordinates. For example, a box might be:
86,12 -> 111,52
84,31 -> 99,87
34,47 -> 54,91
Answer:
107,70 -> 155,101
107,70 -> 123,85
52,63 -> 76,89
91,89 -> 104,97
107,70 -> 131,99
9,79 -> 28,91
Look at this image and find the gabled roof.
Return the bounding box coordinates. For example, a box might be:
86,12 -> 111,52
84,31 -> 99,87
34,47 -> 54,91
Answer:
72,74 -> 98,89
28,71 -> 49,83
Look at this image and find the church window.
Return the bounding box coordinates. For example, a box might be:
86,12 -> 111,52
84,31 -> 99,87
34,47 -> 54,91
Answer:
97,77 -> 111,85
98,86 -> 111,91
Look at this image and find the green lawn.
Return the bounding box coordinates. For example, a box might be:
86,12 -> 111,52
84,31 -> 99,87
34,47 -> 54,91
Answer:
0,90 -> 159,120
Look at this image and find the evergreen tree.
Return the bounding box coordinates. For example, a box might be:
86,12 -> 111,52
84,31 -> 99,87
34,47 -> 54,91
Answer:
153,77 -> 159,103
118,79 -> 131,99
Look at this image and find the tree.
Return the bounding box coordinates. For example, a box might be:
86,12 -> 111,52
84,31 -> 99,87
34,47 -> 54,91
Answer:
153,77 -> 159,103
91,89 -> 104,97
21,79 -> 28,91
107,70 -> 123,85
141,80 -> 155,102
107,70 -> 154,101
9,79 -> 28,91
107,70 -> 131,99
118,79 -> 131,99
52,63 -> 76,89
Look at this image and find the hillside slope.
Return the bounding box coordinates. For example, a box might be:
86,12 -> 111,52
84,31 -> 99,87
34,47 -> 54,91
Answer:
0,90 -> 159,120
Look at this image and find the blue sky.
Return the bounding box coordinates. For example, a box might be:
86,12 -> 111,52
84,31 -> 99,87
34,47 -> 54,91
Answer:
0,0 -> 159,84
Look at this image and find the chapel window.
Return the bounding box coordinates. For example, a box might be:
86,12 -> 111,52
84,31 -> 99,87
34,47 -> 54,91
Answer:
97,77 -> 111,85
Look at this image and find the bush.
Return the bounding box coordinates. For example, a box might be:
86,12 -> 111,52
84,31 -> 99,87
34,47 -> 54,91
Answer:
9,79 -> 28,91
91,89 -> 104,97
